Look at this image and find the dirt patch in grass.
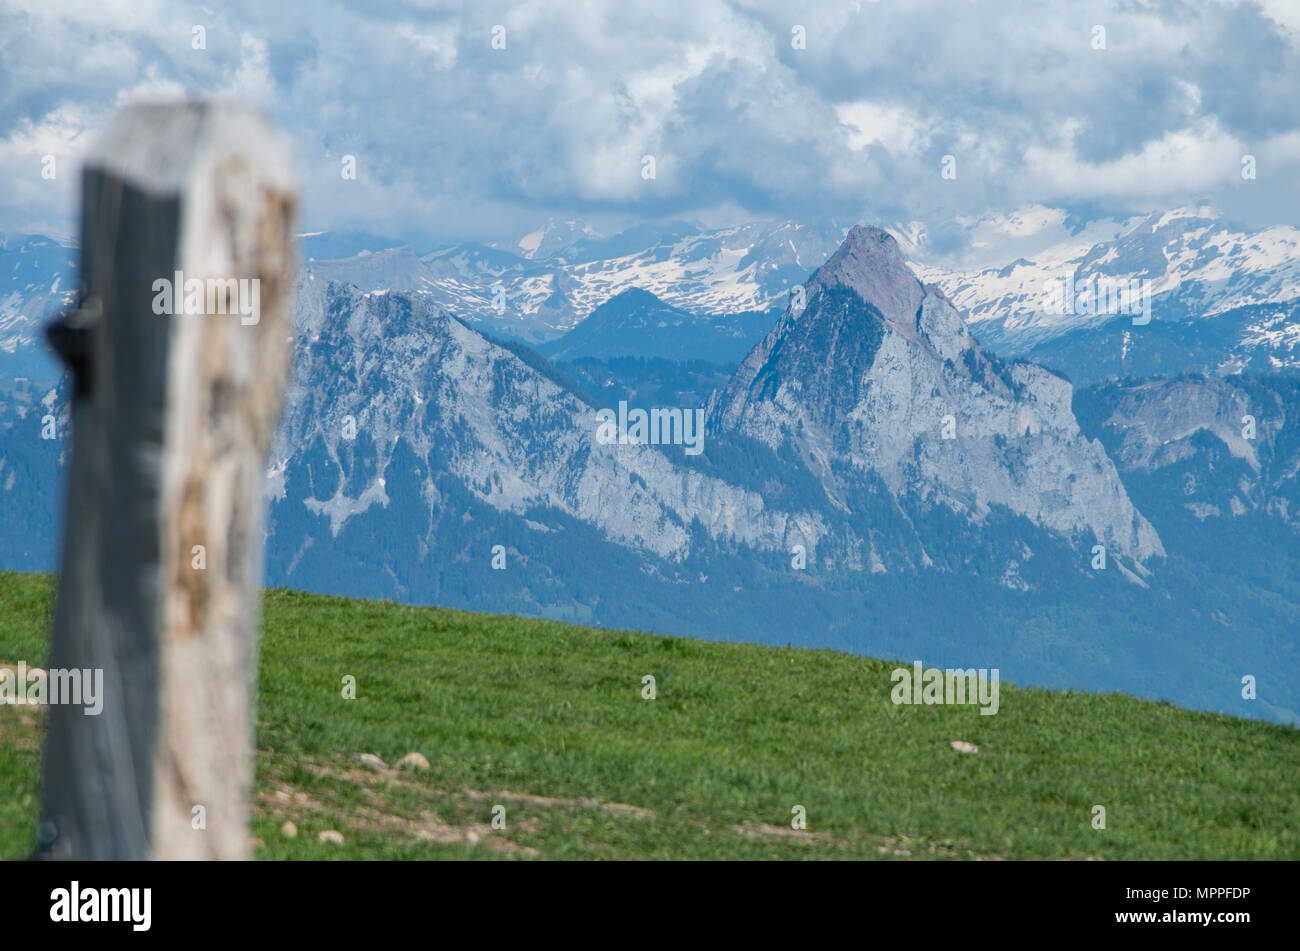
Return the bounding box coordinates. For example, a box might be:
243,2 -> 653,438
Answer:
313,758 -> 656,820
733,821 -> 836,846
730,820 -> 1037,860
259,758 -> 647,856
259,773 -> 539,856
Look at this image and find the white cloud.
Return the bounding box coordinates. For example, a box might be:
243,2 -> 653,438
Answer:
1,0 -> 1298,244
395,22 -> 459,70
225,33 -> 276,107
1024,118 -> 1245,199
836,102 -> 931,155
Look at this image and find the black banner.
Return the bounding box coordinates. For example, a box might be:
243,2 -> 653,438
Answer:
0,859 -> 1281,938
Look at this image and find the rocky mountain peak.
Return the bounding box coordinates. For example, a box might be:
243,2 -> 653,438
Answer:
807,224 -> 924,331
716,222 -> 1163,568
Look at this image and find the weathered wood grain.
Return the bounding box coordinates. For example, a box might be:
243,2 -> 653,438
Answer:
39,103 -> 297,860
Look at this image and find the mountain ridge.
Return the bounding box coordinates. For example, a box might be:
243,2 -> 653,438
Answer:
2,220 -> 1298,722
716,225 -> 1163,567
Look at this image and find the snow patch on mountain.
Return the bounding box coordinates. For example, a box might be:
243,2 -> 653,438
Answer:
911,208 -> 1300,352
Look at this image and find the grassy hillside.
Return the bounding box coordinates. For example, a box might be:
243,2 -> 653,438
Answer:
1,570 -> 1297,860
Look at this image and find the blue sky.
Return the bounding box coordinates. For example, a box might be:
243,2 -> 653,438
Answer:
2,0 -> 1298,261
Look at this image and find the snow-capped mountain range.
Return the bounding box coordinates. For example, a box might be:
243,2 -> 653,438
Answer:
282,225 -> 1161,573
301,218 -> 849,343
2,206 -> 1297,380
297,208 -> 1300,378
3,220 -> 1298,722
911,208 -> 1300,363
0,234 -> 76,380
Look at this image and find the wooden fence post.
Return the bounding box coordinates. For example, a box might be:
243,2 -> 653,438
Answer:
38,102 -> 298,860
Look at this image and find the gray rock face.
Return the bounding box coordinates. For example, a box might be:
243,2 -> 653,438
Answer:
716,226 -> 1163,566
272,282 -> 826,562
809,225 -> 924,337
1082,375 -> 1300,530
268,224 -> 1176,580
1099,378 -> 1260,473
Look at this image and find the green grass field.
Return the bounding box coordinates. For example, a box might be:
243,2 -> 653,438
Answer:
1,570 -> 1297,860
